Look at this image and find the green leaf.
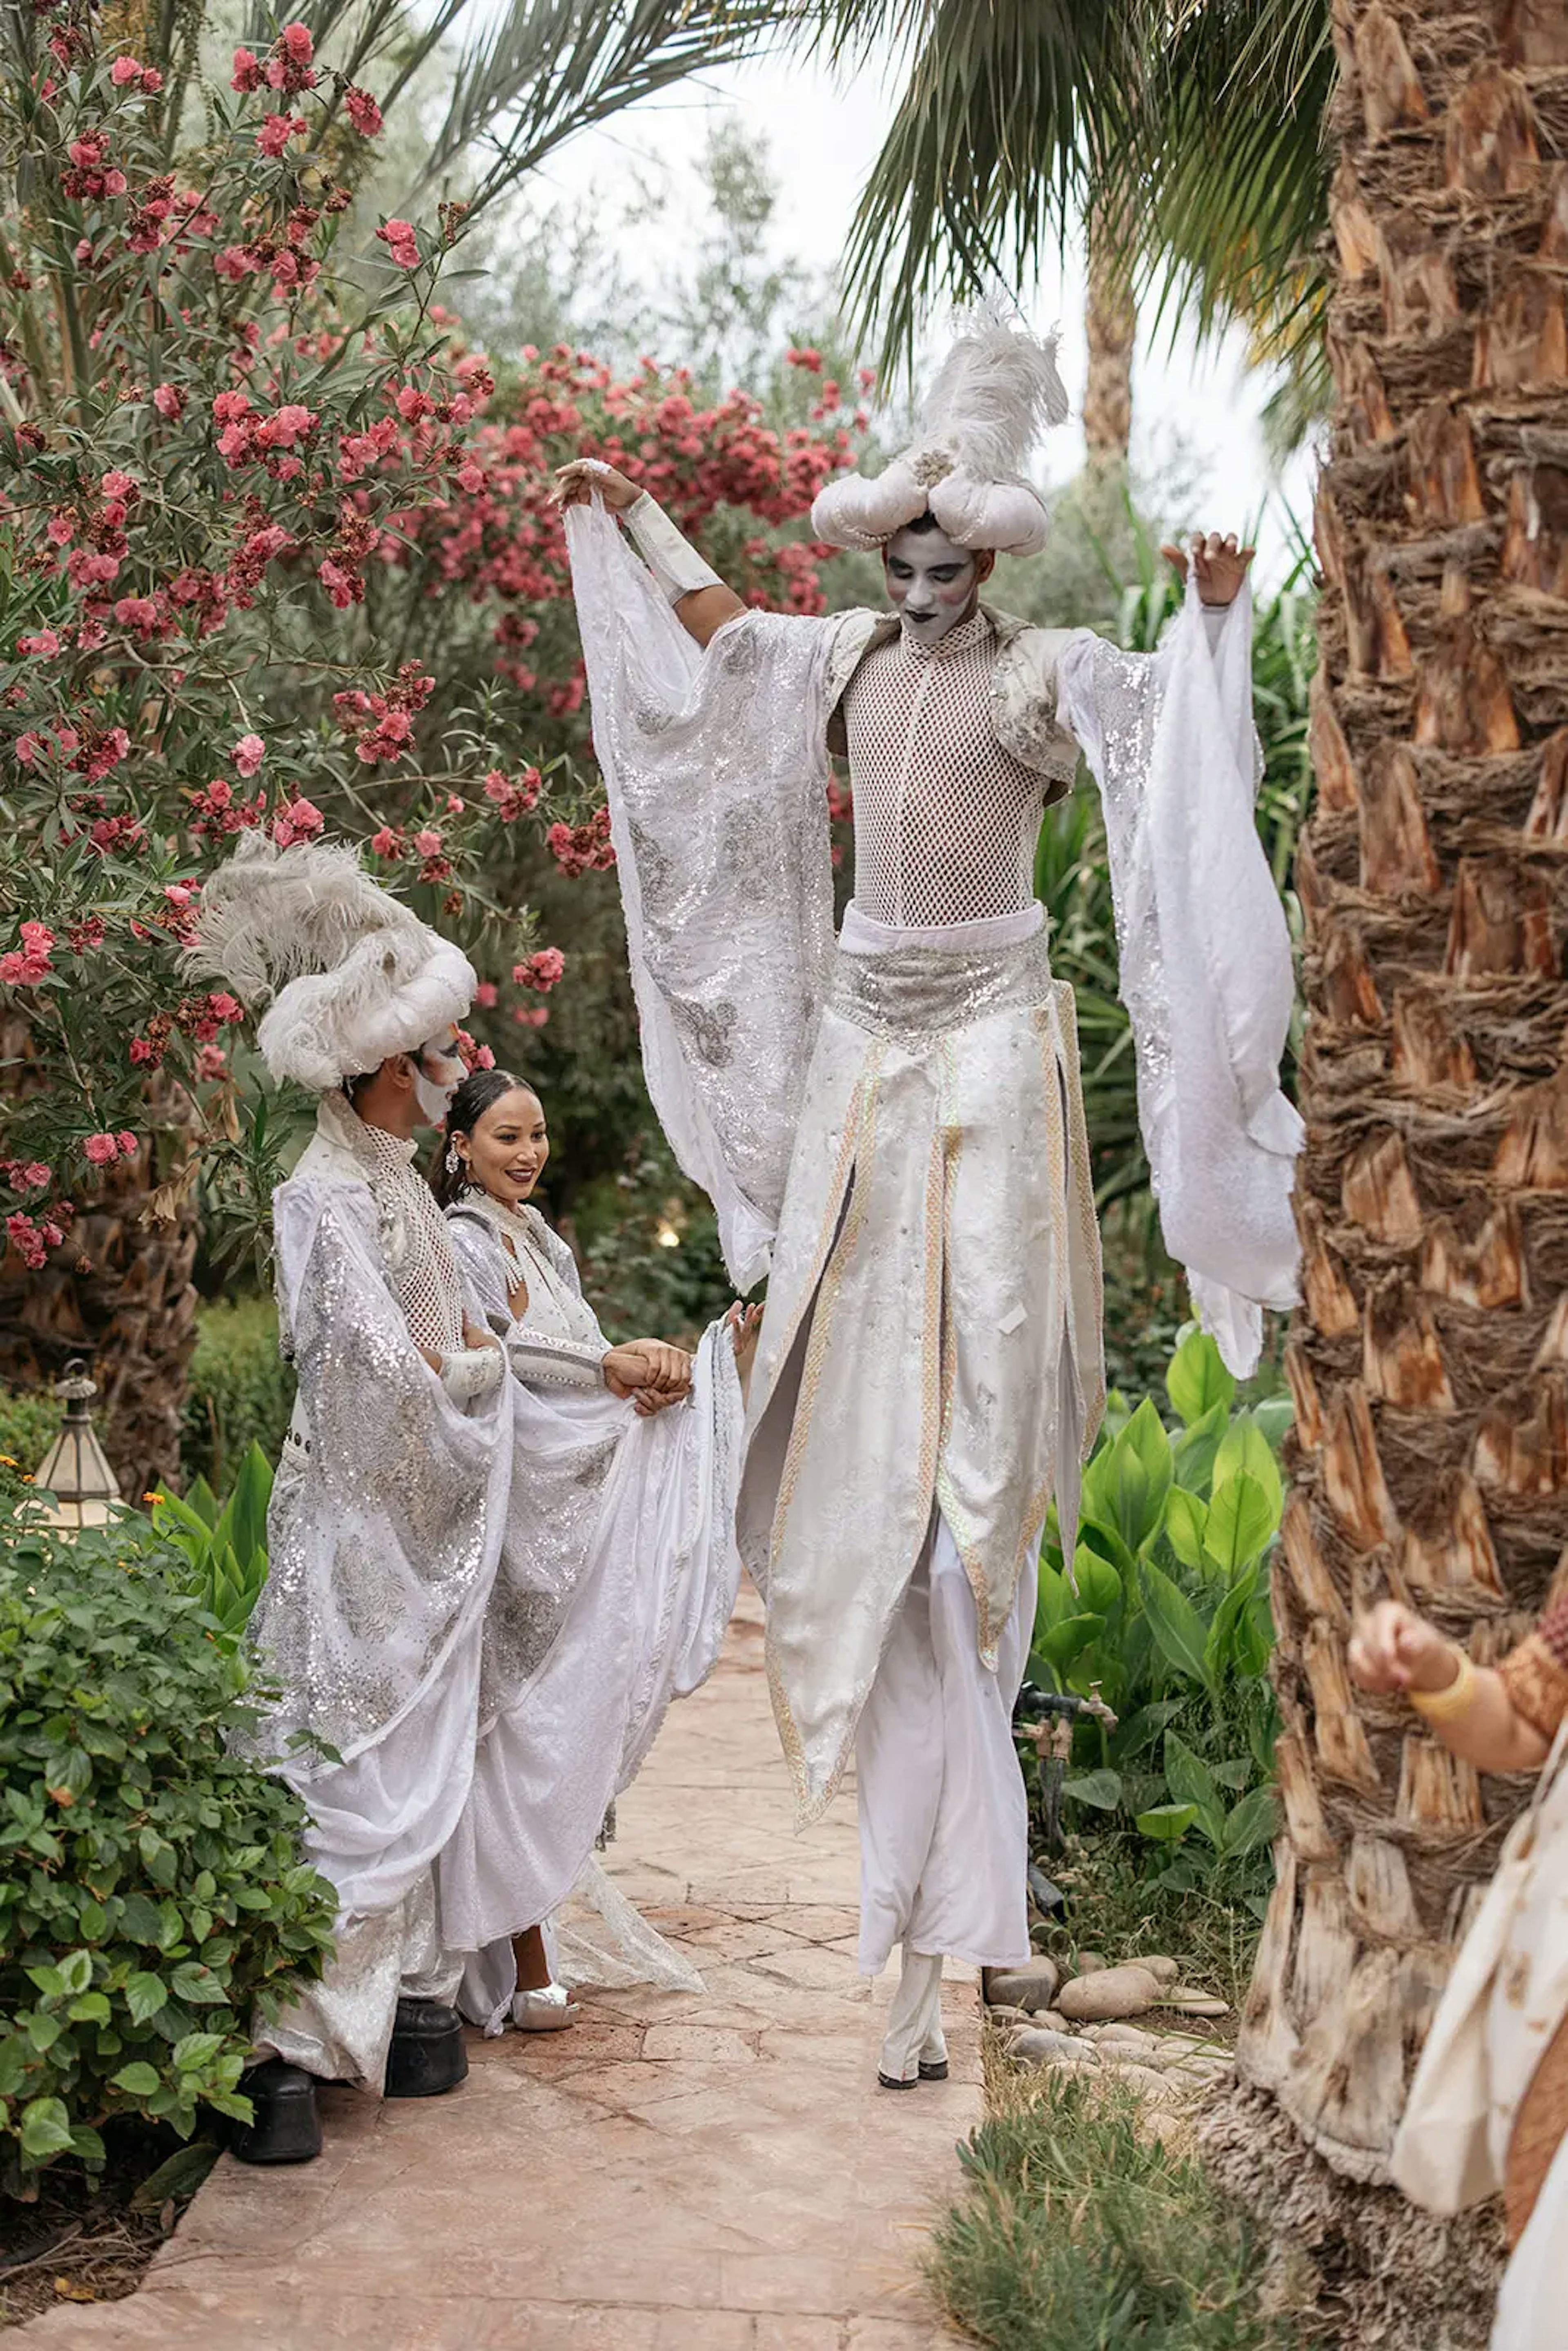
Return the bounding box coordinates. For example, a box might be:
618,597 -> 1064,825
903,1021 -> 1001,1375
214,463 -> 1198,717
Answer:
1136,1802 -> 1199,1843
1205,1563 -> 1261,1685
1252,1397 -> 1295,1452
1140,1561 -> 1212,1688
131,2140 -> 222,2208
1212,1416 -> 1283,1524
1069,1545 -> 1123,1625
1170,1401 -> 1229,1497
1036,1613 -> 1105,1673
19,2097 -> 74,2158
67,1993 -> 111,2023
58,1948 -> 93,1996
1061,1767 -> 1123,1811
112,2060 -> 163,2097
1164,1731 -> 1223,1839
1203,1473 -> 1278,1575
26,2010 -> 62,2054
1165,1328 -> 1235,1426
169,1963 -> 228,2007
1163,1487 -> 1209,1570
1221,1786 -> 1281,1858
124,1974 -> 170,2034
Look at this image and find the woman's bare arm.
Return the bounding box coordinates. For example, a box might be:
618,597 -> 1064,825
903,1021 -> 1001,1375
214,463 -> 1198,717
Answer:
1350,1600 -> 1552,1772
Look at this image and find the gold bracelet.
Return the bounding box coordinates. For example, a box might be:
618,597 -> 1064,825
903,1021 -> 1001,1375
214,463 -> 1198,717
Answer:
1410,1645 -> 1479,1725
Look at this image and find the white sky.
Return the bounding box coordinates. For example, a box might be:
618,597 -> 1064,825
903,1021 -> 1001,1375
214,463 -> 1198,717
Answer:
532,52 -> 1316,584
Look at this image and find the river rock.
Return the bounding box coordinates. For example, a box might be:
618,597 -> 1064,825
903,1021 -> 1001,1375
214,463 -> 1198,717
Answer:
1009,2026 -> 1098,2068
985,1956 -> 1061,2013
1131,1954 -> 1181,1987
1091,2024 -> 1166,2061
1165,1988 -> 1231,2017
1057,1964 -> 1163,2022
1038,2009 -> 1069,2033
1102,2060 -> 1185,2104
1069,1950 -> 1109,1980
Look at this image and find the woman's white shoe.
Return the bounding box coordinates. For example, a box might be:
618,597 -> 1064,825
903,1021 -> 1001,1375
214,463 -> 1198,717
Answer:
878,1948 -> 944,2089
512,1981 -> 580,2032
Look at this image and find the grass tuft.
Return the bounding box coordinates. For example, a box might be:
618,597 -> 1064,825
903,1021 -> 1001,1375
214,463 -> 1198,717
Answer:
928,2066 -> 1303,2351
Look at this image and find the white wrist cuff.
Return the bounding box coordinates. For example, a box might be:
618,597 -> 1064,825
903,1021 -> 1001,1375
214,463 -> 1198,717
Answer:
623,492 -> 723,606
440,1345 -> 504,1405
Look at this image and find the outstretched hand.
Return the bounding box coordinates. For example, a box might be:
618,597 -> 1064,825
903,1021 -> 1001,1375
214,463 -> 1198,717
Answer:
552,459 -> 641,513
1160,532 -> 1256,608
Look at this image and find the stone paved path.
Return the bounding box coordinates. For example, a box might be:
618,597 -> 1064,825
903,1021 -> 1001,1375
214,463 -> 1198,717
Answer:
19,1585 -> 979,2349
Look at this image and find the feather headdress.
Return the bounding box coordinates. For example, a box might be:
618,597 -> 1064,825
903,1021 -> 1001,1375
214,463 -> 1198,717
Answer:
811,298 -> 1067,559
187,834 -> 475,1091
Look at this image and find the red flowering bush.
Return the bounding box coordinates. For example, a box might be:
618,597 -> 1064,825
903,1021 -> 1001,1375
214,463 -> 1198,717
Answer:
0,6 -> 868,1279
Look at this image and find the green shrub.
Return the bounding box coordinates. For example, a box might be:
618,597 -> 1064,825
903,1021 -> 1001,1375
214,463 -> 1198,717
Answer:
181,1297 -> 295,1492
0,1512 -> 335,2189
0,1385 -> 64,1508
1026,1328 -> 1289,1907
930,2069 -> 1298,2350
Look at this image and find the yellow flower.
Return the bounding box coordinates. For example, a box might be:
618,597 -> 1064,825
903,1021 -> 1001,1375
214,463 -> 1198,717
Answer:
0,1454 -> 17,1468
143,1490 -> 165,1505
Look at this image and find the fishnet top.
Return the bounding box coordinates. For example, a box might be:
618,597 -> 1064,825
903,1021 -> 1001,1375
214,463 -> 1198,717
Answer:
841,608 -> 1046,927
352,1114 -> 468,1356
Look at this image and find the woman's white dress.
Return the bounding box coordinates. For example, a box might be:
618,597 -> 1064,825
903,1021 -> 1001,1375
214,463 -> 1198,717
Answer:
438,1194 -> 744,2025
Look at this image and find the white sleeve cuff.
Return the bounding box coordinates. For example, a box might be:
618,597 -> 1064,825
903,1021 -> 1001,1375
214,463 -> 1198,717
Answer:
623,492 -> 724,606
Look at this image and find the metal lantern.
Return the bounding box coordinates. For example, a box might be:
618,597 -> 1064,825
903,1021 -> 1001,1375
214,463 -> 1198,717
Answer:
34,1359 -> 123,1529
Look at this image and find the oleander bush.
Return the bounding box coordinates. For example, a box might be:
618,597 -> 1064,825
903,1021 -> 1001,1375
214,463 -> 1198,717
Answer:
0,1510 -> 335,2190
0,1382 -> 63,1505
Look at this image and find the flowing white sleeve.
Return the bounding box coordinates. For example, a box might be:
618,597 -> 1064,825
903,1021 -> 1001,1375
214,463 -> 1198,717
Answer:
565,499 -> 839,1291
1056,581 -> 1303,1376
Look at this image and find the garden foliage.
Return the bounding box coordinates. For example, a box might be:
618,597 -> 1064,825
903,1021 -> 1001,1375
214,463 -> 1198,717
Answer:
0,1511 -> 335,2186
1029,1329 -> 1289,1896
152,1445 -> 274,1643
181,1297 -> 295,1490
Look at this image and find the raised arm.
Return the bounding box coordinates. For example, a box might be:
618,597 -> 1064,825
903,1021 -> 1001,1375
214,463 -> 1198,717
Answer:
553,460 -> 745,649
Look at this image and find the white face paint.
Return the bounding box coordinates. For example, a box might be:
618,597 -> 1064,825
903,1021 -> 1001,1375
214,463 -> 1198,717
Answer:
412,1030 -> 464,1128
883,522 -> 982,649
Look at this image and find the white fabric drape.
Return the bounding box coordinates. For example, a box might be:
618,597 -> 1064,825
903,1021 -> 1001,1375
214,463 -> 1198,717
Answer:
565,498 -> 839,1291
1057,582 -> 1303,1374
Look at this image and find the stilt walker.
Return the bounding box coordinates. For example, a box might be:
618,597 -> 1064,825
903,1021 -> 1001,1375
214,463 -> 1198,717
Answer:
554,304 -> 1301,2087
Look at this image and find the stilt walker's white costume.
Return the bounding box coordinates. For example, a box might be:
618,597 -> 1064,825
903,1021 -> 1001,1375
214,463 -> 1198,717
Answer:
564,310 -> 1302,2078
441,1192 -> 744,2029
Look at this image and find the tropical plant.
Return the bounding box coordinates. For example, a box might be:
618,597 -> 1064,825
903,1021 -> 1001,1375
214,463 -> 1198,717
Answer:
0,1508 -> 335,2187
181,1296 -> 296,1490
1227,4 -> 1568,2296
152,1444 -> 273,1643
1026,1328 -> 1287,1899
793,0 -> 1332,441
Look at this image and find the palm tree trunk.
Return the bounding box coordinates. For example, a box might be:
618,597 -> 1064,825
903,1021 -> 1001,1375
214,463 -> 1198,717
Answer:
1084,196 -> 1136,467
1219,0 -> 1568,2311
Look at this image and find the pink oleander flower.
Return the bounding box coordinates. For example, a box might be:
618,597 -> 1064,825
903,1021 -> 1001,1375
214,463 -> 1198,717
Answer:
513,948 -> 565,992
514,1006 -> 549,1029
6,1211 -> 46,1270
368,826 -> 403,859
376,218 -> 418,270
233,732 -> 265,777
195,1043 -> 229,1081
18,630 -> 60,657
474,981 -> 497,1010
456,460 -> 484,494
231,45 -> 263,91
83,1132 -> 119,1166
345,86 -> 383,138
279,23 -> 313,61
116,1131 -> 138,1158
152,383 -> 183,421
100,469 -> 136,499
110,55 -> 142,85
271,796 -> 324,847
445,794 -> 464,814
412,827 -> 442,858
19,1163 -> 51,1192
256,113 -> 305,159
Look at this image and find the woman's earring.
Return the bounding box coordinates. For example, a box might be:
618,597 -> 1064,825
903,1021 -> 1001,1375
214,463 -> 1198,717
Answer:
444,1143 -> 462,1176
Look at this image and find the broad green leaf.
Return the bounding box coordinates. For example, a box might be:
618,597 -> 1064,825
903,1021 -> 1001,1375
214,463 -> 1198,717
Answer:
131,2141 -> 222,2208
1163,1487 -> 1209,1570
1165,1328 -> 1235,1426
1033,1561 -> 1073,1638
170,1963 -> 228,2007
112,2060 -> 162,2097
1110,1699 -> 1185,1761
1212,1417 -> 1283,1523
1061,1768 -> 1123,1811
1165,1730 -> 1223,1823
19,2097 -> 74,2158
1205,1563 -> 1261,1684
126,1971 -> 170,2024
1221,1786 -> 1281,1858
1070,1546 -> 1123,1625
1118,1399 -> 1174,1552
1211,1756 -> 1255,1790
1252,1397 -> 1295,1453
58,1948 -> 93,1996
1204,1473 -> 1278,1574
1170,1402 -> 1229,1497
1140,1561 -> 1212,1688
183,1475 -> 221,1529
1036,1613 -> 1105,1672
1136,1802 -> 1199,1842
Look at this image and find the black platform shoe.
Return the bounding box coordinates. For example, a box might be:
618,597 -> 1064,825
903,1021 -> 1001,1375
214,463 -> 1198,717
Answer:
384,1997 -> 468,2098
228,2057 -> 323,2164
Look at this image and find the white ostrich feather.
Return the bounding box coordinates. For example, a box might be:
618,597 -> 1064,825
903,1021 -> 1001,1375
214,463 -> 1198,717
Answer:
186,834 -> 423,1006
913,300 -> 1069,478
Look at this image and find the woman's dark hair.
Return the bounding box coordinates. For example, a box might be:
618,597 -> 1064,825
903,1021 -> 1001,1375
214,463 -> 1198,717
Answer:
430,1067 -> 541,1207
